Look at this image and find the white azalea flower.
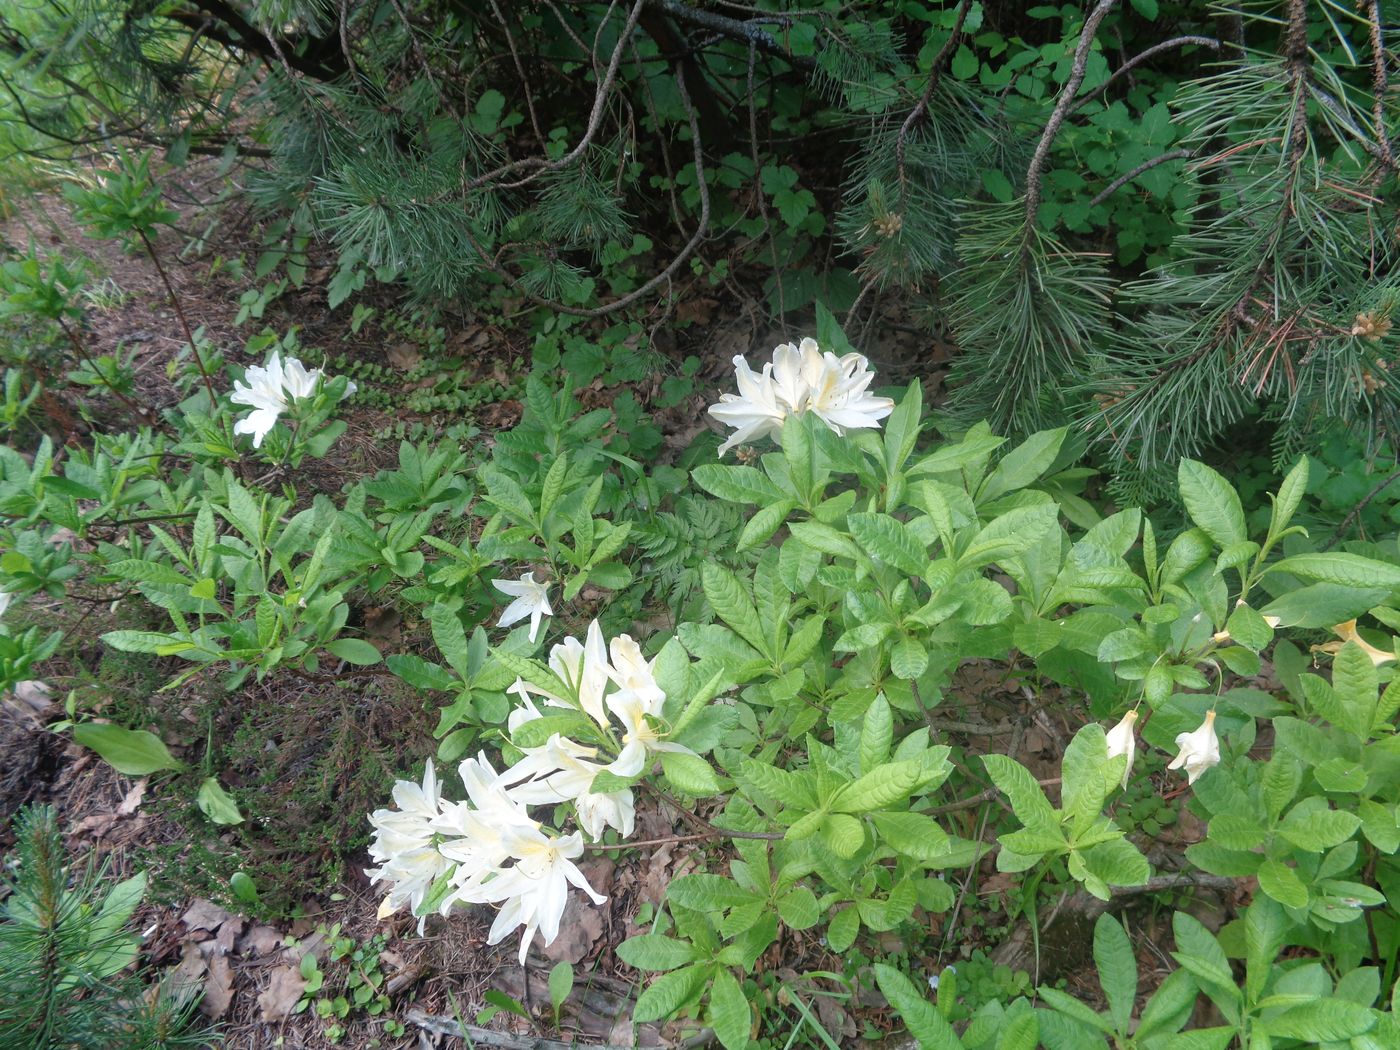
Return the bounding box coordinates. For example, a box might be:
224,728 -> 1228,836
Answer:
366,762 -> 451,927
1167,710 -> 1221,785
1104,710 -> 1138,789
229,351 -> 356,448
545,620 -> 612,728
493,572 -> 553,642
708,354 -> 789,456
475,826 -> 606,965
0,590 -> 14,619
709,337 -> 894,456
606,676 -> 696,778
503,734 -> 635,840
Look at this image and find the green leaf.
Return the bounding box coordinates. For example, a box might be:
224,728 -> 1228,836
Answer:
708,970 -> 751,1050
667,874 -> 759,913
1244,897 -> 1286,1003
960,503 -> 1059,570
860,694 -> 893,774
1278,806 -> 1361,851
661,752 -> 725,796
826,906 -> 859,952
891,638 -> 930,680
633,964 -> 709,1023
736,499 -> 796,551
1094,914 -> 1137,1032
325,637 -> 382,666
981,754 -> 1056,826
777,887 -> 820,929
101,630 -> 194,656
548,962 -> 574,1015
872,964 -> 963,1050
1270,456 -> 1309,539
847,512 -> 928,576
1257,859 -> 1309,908
1061,723 -> 1113,831
196,777 -> 244,825
883,381 -> 923,475
979,427 -> 1067,503
617,935 -> 701,972
831,760 -> 925,813
230,871 -> 260,904
1178,460 -> 1247,548
702,563 -> 772,660
1264,1000 -> 1377,1041
821,813 -> 866,857
73,723 -> 183,775
1269,552 -> 1400,590
1170,913 -> 1240,1003
870,811 -> 950,861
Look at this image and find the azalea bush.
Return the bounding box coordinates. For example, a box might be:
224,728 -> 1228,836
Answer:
356,325 -> 1400,1046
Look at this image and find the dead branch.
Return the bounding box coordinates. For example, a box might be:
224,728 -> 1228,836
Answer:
1024,0 -> 1118,241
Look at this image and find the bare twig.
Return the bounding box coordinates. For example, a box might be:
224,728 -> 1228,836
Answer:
135,229 -> 219,412
466,0 -> 645,192
896,0 -> 973,190
1319,464 -> 1400,551
461,61 -> 711,317
1090,148 -> 1192,206
1024,0 -> 1118,240
489,0 -> 547,150
1071,35 -> 1222,113
748,42 -> 785,329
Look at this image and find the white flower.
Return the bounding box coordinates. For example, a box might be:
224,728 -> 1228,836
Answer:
1104,710 -> 1138,790
493,572 -> 553,642
606,673 -> 696,778
475,826 -> 606,965
366,762 -> 451,927
708,354 -> 789,456
544,620 -> 612,728
708,337 -> 894,456
1167,710 -> 1221,785
229,351 -> 356,448
503,734 -> 635,840
0,590 -> 14,619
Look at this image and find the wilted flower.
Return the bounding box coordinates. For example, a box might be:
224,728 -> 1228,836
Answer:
709,337 -> 894,456
1167,710 -> 1220,785
229,351 -> 356,448
1325,619 -> 1396,666
1104,710 -> 1138,789
492,572 -> 553,642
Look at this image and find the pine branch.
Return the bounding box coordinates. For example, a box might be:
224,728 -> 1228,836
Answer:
1090,149 -> 1192,207
896,0 -> 972,191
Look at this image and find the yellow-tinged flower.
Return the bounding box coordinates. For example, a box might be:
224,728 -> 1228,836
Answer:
1167,710 -> 1220,785
1104,710 -> 1138,789
1319,620 -> 1397,666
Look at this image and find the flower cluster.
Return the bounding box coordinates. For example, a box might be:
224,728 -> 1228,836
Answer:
230,351 -> 356,448
708,337 -> 895,456
367,620 -> 697,961
1106,707 -> 1220,787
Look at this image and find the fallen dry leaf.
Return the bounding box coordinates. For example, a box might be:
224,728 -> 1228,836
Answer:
238,924 -> 283,958
117,778 -> 148,815
201,955 -> 235,1018
258,964 -> 307,1021
215,915 -> 245,956
388,342 -> 422,370
181,899 -> 234,933
540,894 -> 605,964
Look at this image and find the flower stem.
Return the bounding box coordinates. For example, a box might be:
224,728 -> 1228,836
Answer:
136,228 -> 220,413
